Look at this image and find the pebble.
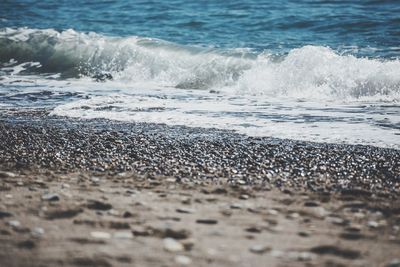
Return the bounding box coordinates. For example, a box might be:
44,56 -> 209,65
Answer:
41,193 -> 60,201
181,197 -> 191,205
367,220 -> 379,229
163,238 -> 184,252
237,180 -> 246,185
176,208 -> 196,214
270,250 -> 285,258
32,227 -> 45,238
175,255 -> 192,265
196,219 -> 218,225
132,226 -> 153,237
8,220 -> 21,229
0,171 -> 17,178
346,224 -> 362,232
113,231 -> 133,239
288,212 -> 300,219
288,251 -> 316,261
327,216 -> 346,226
91,177 -> 100,183
298,231 -> 310,237
249,245 -> 271,254
239,194 -> 249,200
0,211 -> 13,218
386,259 -> 400,267
230,203 -> 242,209
87,200 -> 112,210
61,183 -> 70,189
181,238 -> 195,251
267,209 -> 279,215
90,231 -> 111,239
309,207 -> 327,219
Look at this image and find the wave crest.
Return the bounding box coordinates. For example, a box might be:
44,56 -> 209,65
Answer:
1,27 -> 399,101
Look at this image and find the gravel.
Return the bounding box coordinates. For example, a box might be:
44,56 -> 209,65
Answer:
0,110 -> 399,195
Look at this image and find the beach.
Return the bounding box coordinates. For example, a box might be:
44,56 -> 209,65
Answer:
1,2 -> 400,265
1,111 -> 399,267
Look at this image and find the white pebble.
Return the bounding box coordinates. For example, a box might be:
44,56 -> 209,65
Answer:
175,255 -> 192,265
163,238 -> 184,252
90,231 -> 111,239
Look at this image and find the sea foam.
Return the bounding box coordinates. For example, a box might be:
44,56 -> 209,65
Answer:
1,27 -> 400,101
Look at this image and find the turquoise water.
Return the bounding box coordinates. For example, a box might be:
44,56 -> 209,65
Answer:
0,0 -> 399,148
1,0 -> 400,57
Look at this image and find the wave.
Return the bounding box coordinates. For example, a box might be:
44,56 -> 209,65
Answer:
1,27 -> 400,101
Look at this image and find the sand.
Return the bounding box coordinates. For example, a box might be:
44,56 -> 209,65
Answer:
0,110 -> 399,267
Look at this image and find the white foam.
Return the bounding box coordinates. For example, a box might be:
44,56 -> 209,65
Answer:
1,28 -> 400,149
1,28 -> 400,101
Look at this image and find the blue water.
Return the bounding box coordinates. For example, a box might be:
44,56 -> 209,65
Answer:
0,0 -> 399,149
1,0 -> 400,58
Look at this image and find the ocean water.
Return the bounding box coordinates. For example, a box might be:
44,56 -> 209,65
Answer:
0,0 -> 399,149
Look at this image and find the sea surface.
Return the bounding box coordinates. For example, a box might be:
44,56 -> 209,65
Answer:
0,0 -> 399,149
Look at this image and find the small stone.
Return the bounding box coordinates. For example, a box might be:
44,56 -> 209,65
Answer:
16,181 -> 24,186
386,258 -> 400,267
237,180 -> 246,185
239,194 -> 249,200
163,238 -> 184,252
345,224 -> 362,232
245,226 -> 262,233
304,201 -> 319,207
113,231 -> 133,239
267,209 -> 279,215
368,220 -> 379,229
123,211 -> 134,218
90,231 -> 111,239
220,209 -> 232,216
132,226 -> 153,237
8,220 -> 21,229
62,183 -> 70,189
107,209 -> 120,216
249,245 -> 271,254
156,227 -> 191,239
288,212 -> 300,219
32,227 -> 45,238
0,211 -> 13,218
309,207 -> 327,219
327,216 -> 346,226
181,197 -> 191,205
41,193 -> 60,201
354,212 -> 365,219
17,240 -> 35,249
181,238 -> 195,251
176,208 -> 196,214
230,203 -> 242,209
288,251 -> 316,261
175,255 -> 192,265
87,200 -> 112,211
298,231 -> 310,237
91,177 -> 100,183
0,171 -> 16,178
196,219 -> 218,225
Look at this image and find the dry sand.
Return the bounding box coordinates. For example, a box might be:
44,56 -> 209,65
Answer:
1,169 -> 399,267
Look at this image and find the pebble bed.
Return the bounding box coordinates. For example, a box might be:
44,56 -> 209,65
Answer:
0,110 -> 399,195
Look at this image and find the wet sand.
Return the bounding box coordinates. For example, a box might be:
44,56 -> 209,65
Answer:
0,110 -> 399,267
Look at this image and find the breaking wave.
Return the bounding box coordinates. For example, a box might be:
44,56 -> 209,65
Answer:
1,27 -> 400,101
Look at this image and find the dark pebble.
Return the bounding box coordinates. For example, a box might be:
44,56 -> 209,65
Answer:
196,219 -> 218,225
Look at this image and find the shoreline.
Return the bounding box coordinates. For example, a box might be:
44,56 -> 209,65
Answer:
0,111 -> 399,266
1,110 -> 399,195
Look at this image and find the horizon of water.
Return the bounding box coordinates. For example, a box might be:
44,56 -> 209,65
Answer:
0,0 -> 399,149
